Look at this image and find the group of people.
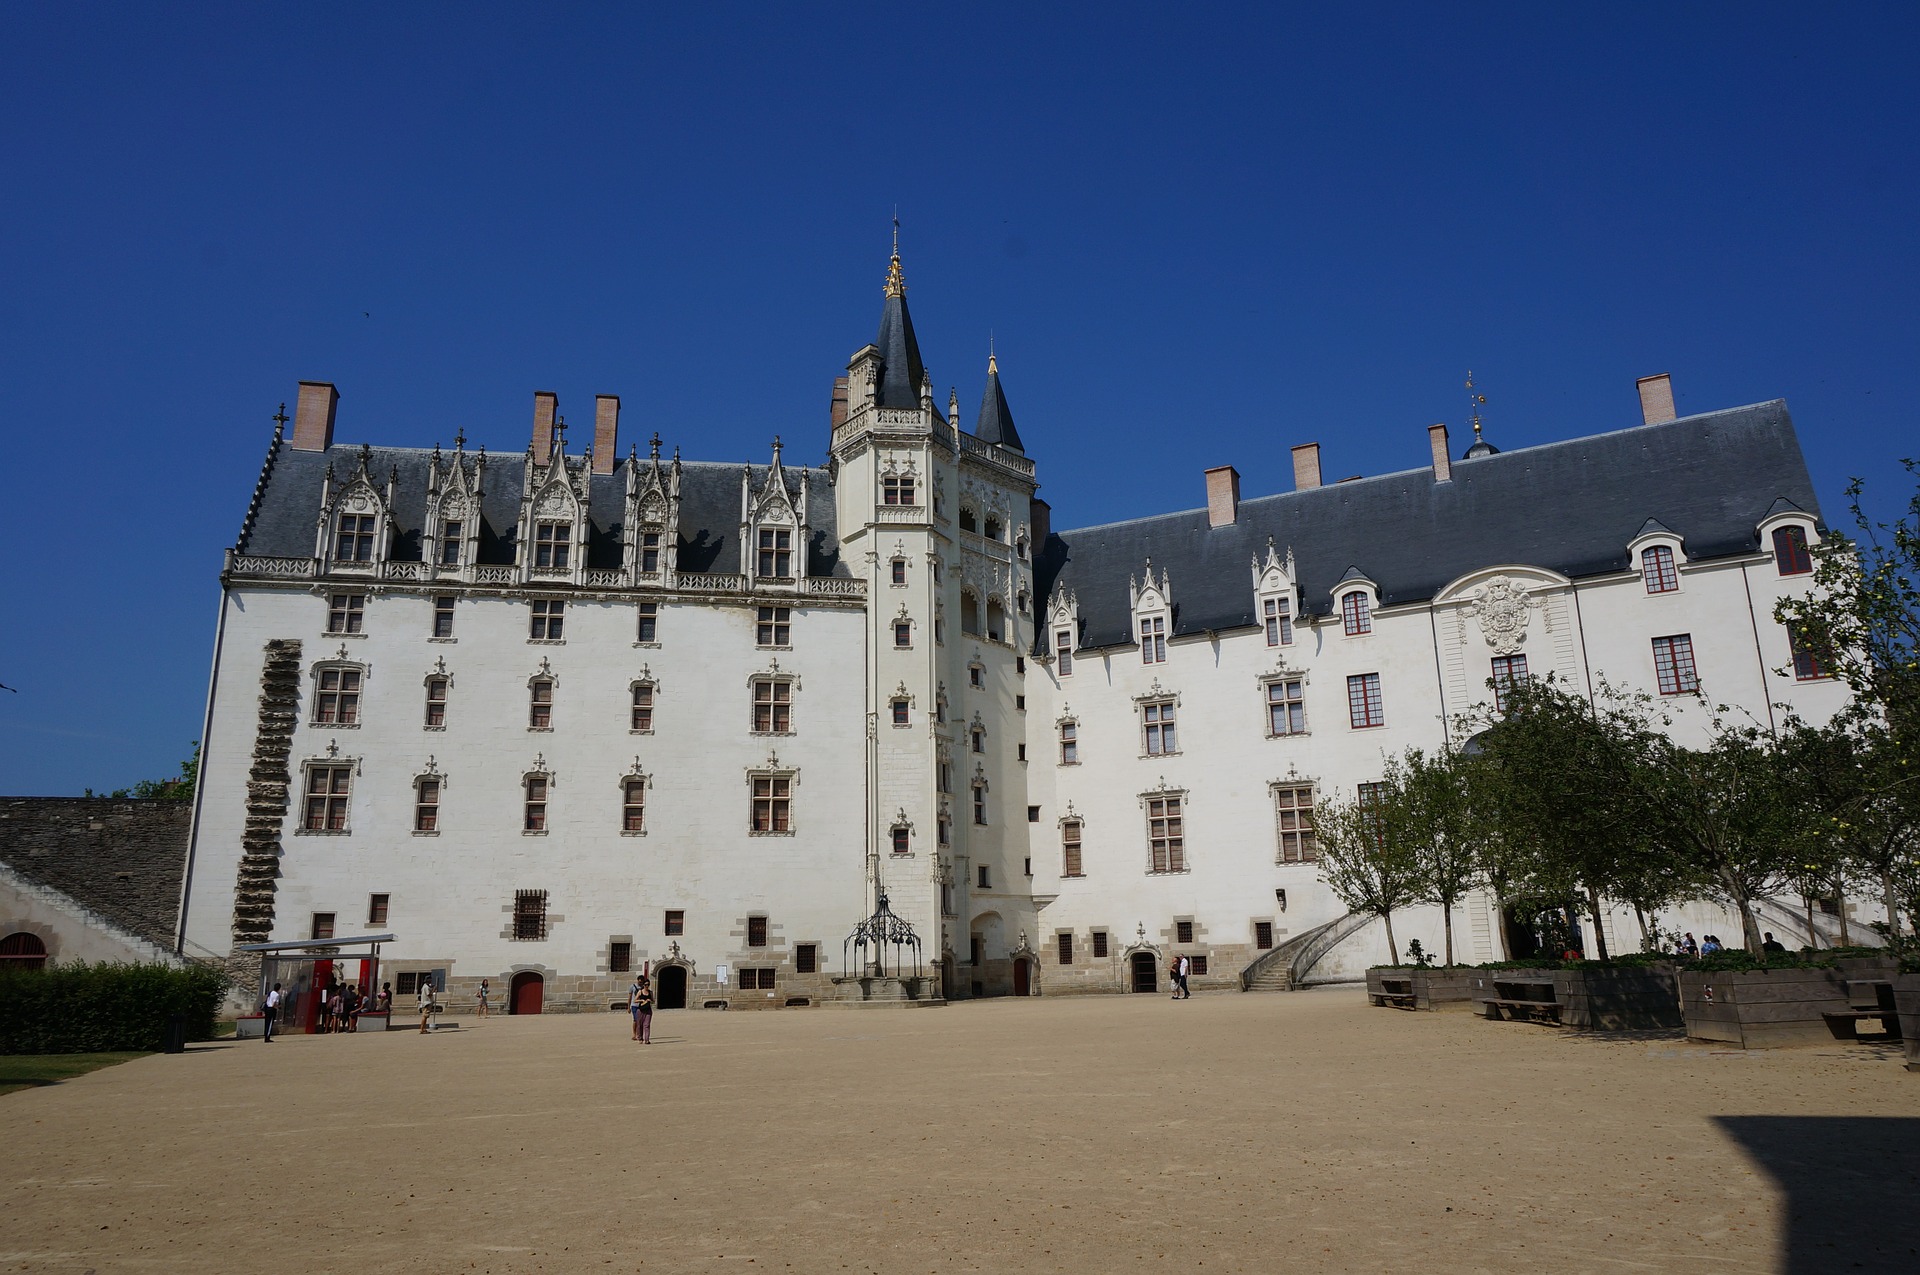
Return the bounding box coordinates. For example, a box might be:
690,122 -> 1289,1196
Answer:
1677,931 -> 1788,956
258,978 -> 393,1041
628,972 -> 654,1042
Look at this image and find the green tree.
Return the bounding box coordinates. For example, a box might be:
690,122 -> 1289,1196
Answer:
87,742 -> 199,802
1313,783 -> 1425,966
1781,718 -> 1919,939
1392,748 -> 1482,966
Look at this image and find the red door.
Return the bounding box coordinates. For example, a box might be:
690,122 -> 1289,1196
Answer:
1012,957 -> 1030,996
510,971 -> 544,1015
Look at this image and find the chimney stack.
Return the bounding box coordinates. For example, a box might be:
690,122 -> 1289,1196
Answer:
531,392 -> 559,464
1291,442 -> 1322,491
592,395 -> 620,475
1428,424 -> 1452,482
1030,497 -> 1052,552
829,376 -> 849,432
291,381 -> 338,452
1637,373 -> 1676,426
1204,465 -> 1241,527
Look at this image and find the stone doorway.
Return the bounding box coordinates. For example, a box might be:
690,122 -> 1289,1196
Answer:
509,971 -> 544,1015
1012,956 -> 1031,997
655,965 -> 688,1009
1130,951 -> 1158,993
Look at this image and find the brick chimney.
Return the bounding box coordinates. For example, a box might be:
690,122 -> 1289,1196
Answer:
291,381 -> 338,453
829,376 -> 849,432
1204,465 -> 1241,527
531,392 -> 559,465
1428,424 -> 1452,482
592,395 -> 620,475
1637,373 -> 1676,426
1291,443 -> 1322,491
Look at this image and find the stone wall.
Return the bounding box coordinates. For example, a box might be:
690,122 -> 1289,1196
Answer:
0,797 -> 191,949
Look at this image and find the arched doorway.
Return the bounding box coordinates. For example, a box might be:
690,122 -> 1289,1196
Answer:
1012,956 -> 1031,997
0,933 -> 47,971
509,971 -> 544,1015
655,965 -> 688,1010
1130,951 -> 1158,993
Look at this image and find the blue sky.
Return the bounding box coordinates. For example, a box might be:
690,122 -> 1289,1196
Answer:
2,4 -> 1916,794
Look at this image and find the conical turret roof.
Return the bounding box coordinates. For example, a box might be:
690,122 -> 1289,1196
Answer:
974,353 -> 1024,453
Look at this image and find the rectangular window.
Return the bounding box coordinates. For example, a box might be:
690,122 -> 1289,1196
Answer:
1642,545 -> 1679,594
524,775 -> 549,832
609,941 -> 631,973
1027,805 -> 1041,823
1055,630 -> 1074,676
796,943 -> 818,974
414,778 -> 440,832
534,522 -> 571,570
529,679 -> 553,730
891,824 -> 910,854
756,528 -> 792,578
752,678 -> 792,733
894,620 -> 912,648
424,677 -> 447,728
1652,634 -> 1699,695
303,765 -> 352,831
752,775 -> 792,832
1016,695 -> 1026,711
639,530 -> 662,574
938,761 -> 952,794
1772,525 -> 1813,576
430,595 -> 456,638
890,698 -> 910,727
970,665 -> 983,688
971,727 -> 984,753
1062,819 -> 1084,877
739,968 -> 776,990
940,882 -> 955,916
1143,699 -> 1178,755
1789,626 -> 1830,681
1254,921 -> 1274,950
637,601 -> 658,644
1059,721 -> 1078,765
747,916 -> 768,947
333,514 -> 377,563
311,912 -> 335,941
314,667 -> 361,725
513,889 -> 548,941
1147,795 -> 1185,873
1264,596 -> 1294,646
882,474 -> 916,506
891,558 -> 908,585
326,592 -> 365,635
757,605 -> 791,647
664,910 -> 684,936
1347,673 -> 1384,728
1341,592 -> 1373,635
972,784 -> 988,826
530,599 -> 564,640
1139,615 -> 1166,664
1491,654 -> 1529,713
1091,930 -> 1108,959
938,815 -> 951,846
630,683 -> 654,732
977,865 -> 991,889
623,778 -> 646,832
1190,955 -> 1209,976
1057,932 -> 1074,965
396,972 -> 420,997
1265,679 -> 1305,736
368,893 -> 389,926
439,520 -> 462,566
1274,784 -> 1317,863
1176,920 -> 1194,944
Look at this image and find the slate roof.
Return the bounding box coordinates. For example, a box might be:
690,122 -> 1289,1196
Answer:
874,287 -> 927,411
974,356 -> 1025,453
237,444 -> 849,578
1035,400 -> 1822,650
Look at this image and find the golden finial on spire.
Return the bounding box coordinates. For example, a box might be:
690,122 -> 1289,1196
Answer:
884,214 -> 906,298
987,329 -> 997,375
1465,371 -> 1488,440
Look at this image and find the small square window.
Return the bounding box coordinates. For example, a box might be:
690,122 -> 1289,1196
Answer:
665,910 -> 684,936
326,593 -> 365,635
757,606 -> 791,648
432,595 -> 455,638
1016,695 -> 1026,711
609,941 -> 632,973
311,912 -> 335,941
530,599 -> 564,640
1254,921 -> 1274,950
1027,805 -> 1041,823
796,943 -> 818,974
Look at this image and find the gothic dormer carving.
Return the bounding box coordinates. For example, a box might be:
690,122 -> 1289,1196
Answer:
625,433 -> 681,585
1252,538 -> 1299,647
424,437 -> 485,581
741,437 -> 809,592
517,431 -> 591,586
316,445 -> 395,574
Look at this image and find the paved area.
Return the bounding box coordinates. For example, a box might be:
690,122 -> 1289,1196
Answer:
2,986 -> 1917,1273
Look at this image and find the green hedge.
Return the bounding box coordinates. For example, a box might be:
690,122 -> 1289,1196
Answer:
0,962 -> 232,1054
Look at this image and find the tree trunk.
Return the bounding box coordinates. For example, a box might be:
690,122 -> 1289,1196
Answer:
1884,871 -> 1903,940
1632,903 -> 1650,947
1802,895 -> 1820,949
1834,876 -> 1852,945
1586,886 -> 1611,962
1441,897 -> 1456,967
1723,872 -> 1765,952
1381,911 -> 1400,966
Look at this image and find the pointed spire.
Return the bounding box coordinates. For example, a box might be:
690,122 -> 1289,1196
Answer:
873,221 -> 926,410
974,347 -> 1025,453
884,216 -> 906,299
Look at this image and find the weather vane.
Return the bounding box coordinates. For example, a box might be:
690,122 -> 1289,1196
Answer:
1465,371 -> 1488,442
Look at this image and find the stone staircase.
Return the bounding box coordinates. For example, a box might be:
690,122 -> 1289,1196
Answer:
0,859 -> 181,965
1240,911 -> 1372,992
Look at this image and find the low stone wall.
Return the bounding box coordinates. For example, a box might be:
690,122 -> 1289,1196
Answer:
0,797 -> 191,950
1555,965 -> 1681,1030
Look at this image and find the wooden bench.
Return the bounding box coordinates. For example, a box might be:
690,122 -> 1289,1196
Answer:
1370,978 -> 1418,1009
1821,1009 -> 1902,1040
1481,979 -> 1562,1024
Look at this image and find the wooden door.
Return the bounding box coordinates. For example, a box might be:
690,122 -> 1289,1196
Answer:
1130,952 -> 1157,993
655,965 -> 687,1010
509,971 -> 544,1015
1012,957 -> 1030,997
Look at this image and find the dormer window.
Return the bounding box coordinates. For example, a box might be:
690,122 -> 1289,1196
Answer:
534,522 -> 571,570
757,528 -> 791,578
1055,629 -> 1075,676
1341,592 -> 1373,636
1772,525 -> 1813,576
1139,616 -> 1167,664
1642,545 -> 1679,594
333,514 -> 377,564
882,474 -> 916,506
1264,597 -> 1294,646
639,529 -> 663,574
439,521 -> 463,566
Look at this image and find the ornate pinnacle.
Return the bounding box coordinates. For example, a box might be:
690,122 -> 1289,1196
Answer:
884,218 -> 906,298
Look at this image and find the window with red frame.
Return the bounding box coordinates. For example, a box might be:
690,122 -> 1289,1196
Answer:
1642,545 -> 1679,594
1772,526 -> 1813,576
1652,634 -> 1700,695
1341,592 -> 1372,635
1347,673 -> 1384,728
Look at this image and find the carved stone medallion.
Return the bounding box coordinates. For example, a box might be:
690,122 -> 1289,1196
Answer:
1463,575 -> 1539,655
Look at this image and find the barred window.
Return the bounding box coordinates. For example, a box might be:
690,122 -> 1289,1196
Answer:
1061,819 -> 1084,878
1274,784 -> 1316,863
1147,795 -> 1185,873
314,667 -> 361,725
630,682 -> 654,732
1642,545 -> 1679,594
524,774 -> 549,832
1341,592 -> 1373,636
1176,920 -> 1194,943
530,599 -> 564,640
757,606 -> 791,647
609,941 -> 631,973
534,522 -> 571,570
1091,930 -> 1109,959
1491,654 -> 1529,713
796,943 -> 818,974
1264,596 -> 1294,646
1057,932 -> 1074,965
303,765 -> 352,831
1652,634 -> 1699,695
739,968 -> 776,990
333,514 -> 377,563
439,520 -> 462,566
1139,615 -> 1167,664
326,592 -> 365,635
424,677 -> 447,728
622,778 -> 646,833
752,775 -> 793,833
1254,921 -> 1274,950
529,678 -> 553,730
1266,679 -> 1305,736
752,678 -> 792,733
512,889 -> 548,941
1347,673 -> 1384,728
432,595 -> 456,638
1142,700 -> 1177,755
1772,525 -> 1813,576
756,528 -> 792,578
414,778 -> 440,833
637,601 -> 659,644
747,916 -> 768,947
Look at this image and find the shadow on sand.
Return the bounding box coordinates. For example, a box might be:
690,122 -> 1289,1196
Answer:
1715,1116 -> 1920,1274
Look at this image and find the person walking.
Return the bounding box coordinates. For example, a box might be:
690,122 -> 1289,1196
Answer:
1178,953 -> 1192,999
418,978 -> 437,1034
629,973 -> 655,1044
262,982 -> 281,1042
476,979 -> 490,1019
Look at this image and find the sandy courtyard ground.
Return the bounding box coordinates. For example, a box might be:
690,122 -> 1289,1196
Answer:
2,986 -> 1917,1274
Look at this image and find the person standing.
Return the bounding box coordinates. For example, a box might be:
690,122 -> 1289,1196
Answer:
629,973 -> 655,1043
262,982 -> 281,1042
1176,953 -> 1192,1000
418,978 -> 437,1034
343,984 -> 360,1032
476,979 -> 490,1019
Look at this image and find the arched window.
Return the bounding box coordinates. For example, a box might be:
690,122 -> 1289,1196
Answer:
1772,525 -> 1813,576
1642,545 -> 1679,594
959,506 -> 979,534
0,932 -> 48,971
1341,592 -> 1373,636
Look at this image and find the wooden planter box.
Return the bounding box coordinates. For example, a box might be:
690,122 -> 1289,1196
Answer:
1367,967 -> 1482,1011
1553,965 -> 1681,1030
1680,960 -> 1898,1049
1894,973 -> 1920,1073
